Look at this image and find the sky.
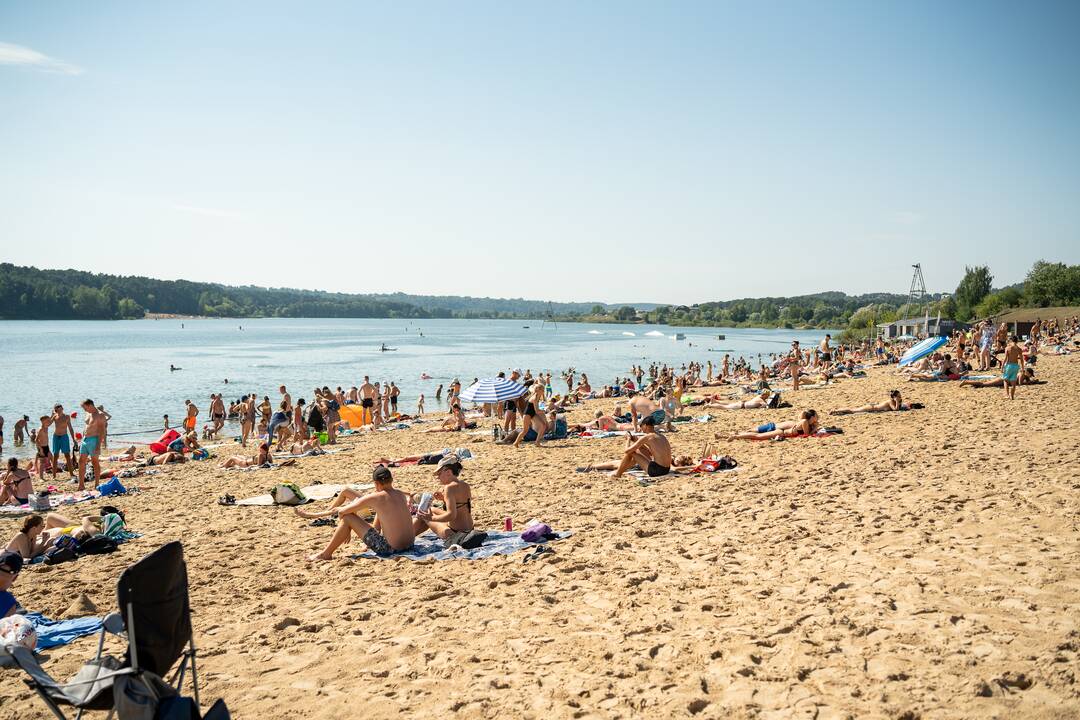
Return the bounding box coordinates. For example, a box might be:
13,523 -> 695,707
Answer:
1,1 -> 1078,305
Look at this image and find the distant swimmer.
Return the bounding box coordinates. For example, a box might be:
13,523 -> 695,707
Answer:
170,364 -> 182,372
224,378 -> 229,384
181,323 -> 185,329
420,373 -> 433,380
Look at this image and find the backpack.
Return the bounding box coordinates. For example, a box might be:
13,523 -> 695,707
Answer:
44,535 -> 80,565
78,533 -> 119,555
270,483 -> 307,506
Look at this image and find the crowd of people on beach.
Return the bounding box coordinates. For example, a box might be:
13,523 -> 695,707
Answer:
2,314 -> 1077,566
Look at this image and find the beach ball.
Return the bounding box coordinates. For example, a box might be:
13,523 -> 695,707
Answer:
0,614 -> 37,650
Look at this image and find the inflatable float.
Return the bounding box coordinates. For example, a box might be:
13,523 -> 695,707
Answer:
899,336 -> 947,367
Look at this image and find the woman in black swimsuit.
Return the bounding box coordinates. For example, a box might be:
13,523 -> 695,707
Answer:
412,454 -> 483,548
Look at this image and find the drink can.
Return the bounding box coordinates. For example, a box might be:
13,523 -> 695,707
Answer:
504,516 -> 513,531
417,492 -> 433,513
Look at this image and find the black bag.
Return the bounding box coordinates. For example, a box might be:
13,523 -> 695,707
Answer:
44,544 -> 78,565
444,530 -> 487,550
78,533 -> 119,555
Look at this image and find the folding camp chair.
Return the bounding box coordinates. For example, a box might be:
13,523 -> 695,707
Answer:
1,541 -> 223,719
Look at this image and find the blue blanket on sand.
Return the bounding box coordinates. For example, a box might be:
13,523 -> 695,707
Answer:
25,612 -> 104,650
351,530 -> 572,562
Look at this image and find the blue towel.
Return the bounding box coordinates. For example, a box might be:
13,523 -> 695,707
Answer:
350,530 -> 572,562
22,612 -> 104,650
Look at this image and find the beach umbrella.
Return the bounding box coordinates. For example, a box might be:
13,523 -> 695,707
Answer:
458,377 -> 527,403
899,336 -> 947,366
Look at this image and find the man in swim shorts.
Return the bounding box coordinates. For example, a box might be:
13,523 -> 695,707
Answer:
50,404 -> 77,482
608,415 -> 673,478
184,399 -> 199,432
78,399 -> 105,490
301,465 -> 415,560
1001,335 -> 1025,400
359,376 -> 376,425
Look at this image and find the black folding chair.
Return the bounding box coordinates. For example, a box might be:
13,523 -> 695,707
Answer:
0,541 -> 218,719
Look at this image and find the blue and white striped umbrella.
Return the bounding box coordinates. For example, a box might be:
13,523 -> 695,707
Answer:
458,377 -> 527,403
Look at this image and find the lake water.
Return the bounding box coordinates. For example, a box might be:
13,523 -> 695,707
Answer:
0,318 -> 831,456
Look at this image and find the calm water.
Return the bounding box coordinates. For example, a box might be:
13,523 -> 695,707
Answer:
0,318 -> 830,456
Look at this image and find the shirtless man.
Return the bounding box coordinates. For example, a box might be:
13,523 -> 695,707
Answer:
210,394 -> 226,436
359,376 -> 376,425
1001,335 -> 1025,400
77,400 -> 106,489
50,405 -> 77,482
299,465 -> 414,560
628,393 -> 662,432
184,399 -> 199,433
820,334 -> 832,365
12,416 -> 29,447
279,385 -> 292,415
390,382 -> 400,415
609,416 -> 672,478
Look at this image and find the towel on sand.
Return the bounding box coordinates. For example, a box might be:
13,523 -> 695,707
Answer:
350,530 -> 572,562
234,483 -> 372,507
0,491 -> 102,518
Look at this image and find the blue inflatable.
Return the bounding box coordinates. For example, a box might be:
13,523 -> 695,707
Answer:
899,336 -> 947,367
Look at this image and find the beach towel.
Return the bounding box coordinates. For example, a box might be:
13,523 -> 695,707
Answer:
25,612 -> 104,650
0,490 -> 103,518
350,530 -> 573,562
234,483 -> 373,507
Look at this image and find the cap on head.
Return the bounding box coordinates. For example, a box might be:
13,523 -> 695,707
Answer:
0,550 -> 23,575
372,465 -> 393,483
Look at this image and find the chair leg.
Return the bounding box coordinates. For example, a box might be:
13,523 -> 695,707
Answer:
31,684 -> 69,720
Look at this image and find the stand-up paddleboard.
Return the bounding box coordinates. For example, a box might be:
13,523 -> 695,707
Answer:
899,336 -> 947,366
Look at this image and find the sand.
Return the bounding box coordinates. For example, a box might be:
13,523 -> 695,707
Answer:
2,353 -> 1079,719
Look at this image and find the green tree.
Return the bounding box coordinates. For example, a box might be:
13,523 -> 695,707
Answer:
71,285 -> 110,318
117,297 -> 144,318
1024,260 -> 1080,307
590,305 -> 605,316
954,265 -> 994,321
614,306 -> 637,321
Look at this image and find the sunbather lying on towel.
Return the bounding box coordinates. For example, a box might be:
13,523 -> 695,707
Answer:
830,390 -> 923,414
707,389 -> 780,411
286,436 -> 324,455
298,465 -> 415,560
219,442 -> 295,468
959,368 -> 1040,388
724,409 -> 819,440
140,451 -> 187,466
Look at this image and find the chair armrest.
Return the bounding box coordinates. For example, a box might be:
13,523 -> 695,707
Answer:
103,613 -> 124,635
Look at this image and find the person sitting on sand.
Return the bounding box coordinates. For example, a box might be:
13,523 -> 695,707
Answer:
627,393 -> 664,433
5,515 -> 50,559
579,452 -> 694,475
908,353 -> 962,382
831,390 -> 922,414
0,458 -> 34,506
286,436 -> 323,456
511,401 -> 549,447
607,415 -> 673,478
421,403 -> 476,433
411,455 -> 478,545
298,465 -> 415,560
725,409 -> 820,440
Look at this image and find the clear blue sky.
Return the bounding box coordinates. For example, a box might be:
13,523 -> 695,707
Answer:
1,1 -> 1077,304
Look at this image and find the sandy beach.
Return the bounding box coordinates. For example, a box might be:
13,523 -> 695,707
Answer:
2,353 -> 1078,719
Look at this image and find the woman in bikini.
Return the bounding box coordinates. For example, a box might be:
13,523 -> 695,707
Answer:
831,390 -> 913,414
725,409 -> 819,440
5,515 -> 50,559
412,455 -> 475,543
707,389 -> 778,411
218,442 -> 274,468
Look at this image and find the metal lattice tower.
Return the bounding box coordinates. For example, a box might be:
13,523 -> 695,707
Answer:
909,264 -> 927,304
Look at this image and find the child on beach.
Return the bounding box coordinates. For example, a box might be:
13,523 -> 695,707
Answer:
1002,336 -> 1025,400
417,394 -> 425,415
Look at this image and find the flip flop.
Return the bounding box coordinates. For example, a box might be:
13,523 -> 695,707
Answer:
522,545 -> 553,563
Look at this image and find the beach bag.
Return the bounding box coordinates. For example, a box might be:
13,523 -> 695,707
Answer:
520,523 -> 554,543
78,533 -> 119,556
29,492 -> 52,511
444,530 -> 487,550
0,614 -> 37,650
97,476 -> 128,496
270,483 -> 307,506
44,535 -> 79,565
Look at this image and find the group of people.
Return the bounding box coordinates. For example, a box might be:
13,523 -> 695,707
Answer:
0,401 -> 110,496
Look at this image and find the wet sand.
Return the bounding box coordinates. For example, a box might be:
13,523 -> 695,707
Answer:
2,353 -> 1078,719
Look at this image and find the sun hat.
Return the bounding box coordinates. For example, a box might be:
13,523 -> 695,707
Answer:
435,454 -> 461,472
